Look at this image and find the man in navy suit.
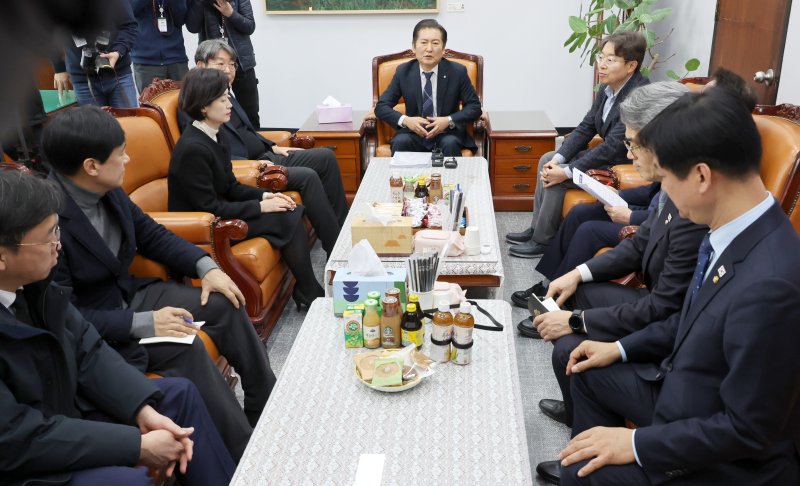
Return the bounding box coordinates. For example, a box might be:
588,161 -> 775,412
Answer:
523,82 -> 707,433
506,31 -> 649,258
538,88 -> 800,485
42,106 -> 276,462
375,19 -> 482,156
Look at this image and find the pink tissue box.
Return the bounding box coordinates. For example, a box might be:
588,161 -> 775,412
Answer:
317,104 -> 352,124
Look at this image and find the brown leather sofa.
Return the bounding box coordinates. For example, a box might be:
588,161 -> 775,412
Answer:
107,105 -> 298,340
361,49 -> 487,161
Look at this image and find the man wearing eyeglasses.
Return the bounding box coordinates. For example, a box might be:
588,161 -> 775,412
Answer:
506,31 -> 650,258
0,170 -> 235,485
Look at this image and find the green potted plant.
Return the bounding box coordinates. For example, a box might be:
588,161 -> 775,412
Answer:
564,0 -> 700,80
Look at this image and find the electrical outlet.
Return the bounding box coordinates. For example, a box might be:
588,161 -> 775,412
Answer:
447,2 -> 465,12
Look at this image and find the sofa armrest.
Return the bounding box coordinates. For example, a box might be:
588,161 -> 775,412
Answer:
258,131 -> 316,148
210,218 -> 265,322
232,160 -> 261,171
612,165 -> 648,190
618,225 -> 640,240
233,166 -> 260,186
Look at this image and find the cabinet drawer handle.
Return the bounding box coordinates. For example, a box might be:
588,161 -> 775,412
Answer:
512,183 -> 531,191
514,145 -> 532,152
322,145 -> 338,151
513,164 -> 531,172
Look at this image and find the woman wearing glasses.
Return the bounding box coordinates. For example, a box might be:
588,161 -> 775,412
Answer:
168,68 -> 324,308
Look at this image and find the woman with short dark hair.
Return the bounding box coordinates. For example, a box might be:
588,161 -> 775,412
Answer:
169,68 -> 324,308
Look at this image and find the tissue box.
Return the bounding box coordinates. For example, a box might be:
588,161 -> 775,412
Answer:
333,268 -> 407,315
317,104 -> 352,124
351,216 -> 413,256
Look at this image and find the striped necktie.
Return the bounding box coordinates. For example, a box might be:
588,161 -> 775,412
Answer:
687,234 -> 713,308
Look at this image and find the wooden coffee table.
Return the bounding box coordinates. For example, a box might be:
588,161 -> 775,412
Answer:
324,157 -> 504,298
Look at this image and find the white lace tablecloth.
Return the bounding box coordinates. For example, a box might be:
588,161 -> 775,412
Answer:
325,157 -> 504,298
231,298 -> 532,486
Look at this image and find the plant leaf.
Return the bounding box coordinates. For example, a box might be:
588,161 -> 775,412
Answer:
648,7 -> 672,22
645,28 -> 657,48
563,32 -> 579,47
666,70 -> 680,80
604,16 -> 619,33
684,58 -> 701,71
569,15 -> 589,33
639,66 -> 651,77
638,13 -> 654,23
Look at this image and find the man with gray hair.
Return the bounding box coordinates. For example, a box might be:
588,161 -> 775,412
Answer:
529,84 -> 708,483
188,39 -> 348,227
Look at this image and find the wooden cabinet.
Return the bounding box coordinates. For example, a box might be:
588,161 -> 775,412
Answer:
487,111 -> 557,211
296,110 -> 368,205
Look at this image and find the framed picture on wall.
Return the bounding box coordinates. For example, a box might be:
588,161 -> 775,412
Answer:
265,0 -> 439,14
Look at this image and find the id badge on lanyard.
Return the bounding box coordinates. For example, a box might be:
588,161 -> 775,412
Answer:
157,1 -> 168,32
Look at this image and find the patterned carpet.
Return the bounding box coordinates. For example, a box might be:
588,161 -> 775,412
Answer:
257,211 -> 570,485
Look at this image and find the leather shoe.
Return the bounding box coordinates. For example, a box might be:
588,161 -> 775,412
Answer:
509,241 -> 547,258
539,399 -> 569,426
505,227 -> 533,244
510,281 -> 547,308
536,460 -> 562,485
517,316 -> 541,339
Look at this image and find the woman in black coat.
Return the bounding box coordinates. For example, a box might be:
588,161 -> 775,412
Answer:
168,68 -> 323,308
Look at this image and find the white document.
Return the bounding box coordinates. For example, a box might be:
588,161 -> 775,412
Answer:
353,454 -> 385,486
572,168 -> 628,207
390,151 -> 431,168
139,321 -> 205,345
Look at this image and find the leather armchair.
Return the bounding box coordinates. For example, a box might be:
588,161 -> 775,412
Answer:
362,49 -> 487,160
107,105 -> 295,340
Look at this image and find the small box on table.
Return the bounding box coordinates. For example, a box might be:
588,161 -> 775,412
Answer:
317,104 -> 352,124
332,268 -> 407,316
351,216 -> 413,256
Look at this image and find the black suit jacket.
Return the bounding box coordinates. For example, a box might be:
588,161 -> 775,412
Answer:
375,58 -> 482,150
53,177 -> 207,366
583,193 -> 708,339
0,280 -> 158,483
558,70 -> 650,172
620,201 -> 800,484
619,182 -> 661,226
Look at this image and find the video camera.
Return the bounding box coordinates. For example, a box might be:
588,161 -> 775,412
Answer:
80,31 -> 115,78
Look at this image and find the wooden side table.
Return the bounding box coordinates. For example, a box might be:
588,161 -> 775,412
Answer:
487,111 -> 557,211
296,110 -> 367,205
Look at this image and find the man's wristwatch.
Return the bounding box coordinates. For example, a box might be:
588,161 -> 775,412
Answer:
569,309 -> 585,333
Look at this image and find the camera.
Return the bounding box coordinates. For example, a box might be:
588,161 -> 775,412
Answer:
80,32 -> 114,78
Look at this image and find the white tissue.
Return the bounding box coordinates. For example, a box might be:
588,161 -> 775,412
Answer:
349,240 -> 388,277
352,202 -> 397,227
320,95 -> 342,107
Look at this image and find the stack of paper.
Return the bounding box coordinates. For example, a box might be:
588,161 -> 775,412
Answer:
572,168 -> 628,207
390,151 -> 431,168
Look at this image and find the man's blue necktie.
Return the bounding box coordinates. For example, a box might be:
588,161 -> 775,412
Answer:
421,72 -> 435,150
687,234 -> 713,307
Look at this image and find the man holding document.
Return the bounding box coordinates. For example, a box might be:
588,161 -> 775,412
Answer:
520,83 -> 707,444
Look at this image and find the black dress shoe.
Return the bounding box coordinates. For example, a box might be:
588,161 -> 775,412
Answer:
517,316 -> 541,339
536,460 -> 562,485
509,241 -> 547,258
539,398 -> 569,426
505,227 -> 533,244
510,281 -> 548,308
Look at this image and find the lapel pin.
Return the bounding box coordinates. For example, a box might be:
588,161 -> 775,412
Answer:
717,266 -> 726,278
665,213 -> 672,224
712,276 -> 719,284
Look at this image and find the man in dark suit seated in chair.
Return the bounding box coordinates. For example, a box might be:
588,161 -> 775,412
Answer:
0,170 -> 234,485
375,18 -> 482,157
506,31 -> 650,258
43,106 -> 276,462
522,82 -> 707,435
538,87 -> 800,485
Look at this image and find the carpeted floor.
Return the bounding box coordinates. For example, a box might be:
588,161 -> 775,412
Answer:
258,211 -> 569,485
